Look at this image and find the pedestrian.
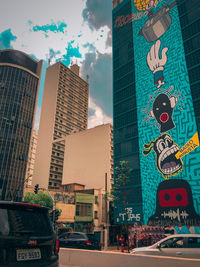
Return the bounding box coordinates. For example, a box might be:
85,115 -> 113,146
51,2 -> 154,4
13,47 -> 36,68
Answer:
116,234 -> 120,250
119,235 -> 125,252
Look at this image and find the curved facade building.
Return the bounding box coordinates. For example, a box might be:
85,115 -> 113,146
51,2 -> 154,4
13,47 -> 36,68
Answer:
0,49 -> 42,201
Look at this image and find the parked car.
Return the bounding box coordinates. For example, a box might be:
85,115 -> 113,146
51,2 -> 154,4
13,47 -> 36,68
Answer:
131,234 -> 200,259
59,232 -> 101,250
0,201 -> 59,266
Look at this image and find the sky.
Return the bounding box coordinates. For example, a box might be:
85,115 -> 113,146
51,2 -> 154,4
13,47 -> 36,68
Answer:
0,0 -> 113,129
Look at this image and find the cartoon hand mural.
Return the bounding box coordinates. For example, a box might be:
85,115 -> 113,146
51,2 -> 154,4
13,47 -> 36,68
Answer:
147,40 -> 168,88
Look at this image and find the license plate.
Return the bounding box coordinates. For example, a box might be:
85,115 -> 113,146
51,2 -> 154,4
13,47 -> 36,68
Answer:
16,248 -> 41,261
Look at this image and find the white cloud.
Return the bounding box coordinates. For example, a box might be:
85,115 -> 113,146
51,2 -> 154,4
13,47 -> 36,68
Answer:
88,97 -> 112,129
34,106 -> 41,130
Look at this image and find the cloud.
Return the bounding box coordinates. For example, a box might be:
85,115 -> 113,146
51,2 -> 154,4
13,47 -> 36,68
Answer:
88,97 -> 112,128
56,41 -> 82,66
34,106 -> 41,130
106,30 -> 112,48
81,51 -> 112,117
49,48 -> 61,62
0,29 -> 17,49
32,21 -> 67,36
82,0 -> 112,30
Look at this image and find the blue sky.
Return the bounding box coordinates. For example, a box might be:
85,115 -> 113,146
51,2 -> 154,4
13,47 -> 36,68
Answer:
0,0 -> 112,129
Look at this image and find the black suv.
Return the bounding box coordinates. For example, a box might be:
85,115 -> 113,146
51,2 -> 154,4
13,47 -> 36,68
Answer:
0,201 -> 59,266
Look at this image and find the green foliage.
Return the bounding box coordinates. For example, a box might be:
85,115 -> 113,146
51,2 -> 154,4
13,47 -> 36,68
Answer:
24,191 -> 53,209
111,160 -> 132,204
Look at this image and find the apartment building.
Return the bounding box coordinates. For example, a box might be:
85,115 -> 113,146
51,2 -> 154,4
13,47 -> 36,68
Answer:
32,62 -> 89,189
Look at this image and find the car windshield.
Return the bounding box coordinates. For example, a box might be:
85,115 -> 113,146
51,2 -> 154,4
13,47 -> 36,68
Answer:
0,206 -> 53,236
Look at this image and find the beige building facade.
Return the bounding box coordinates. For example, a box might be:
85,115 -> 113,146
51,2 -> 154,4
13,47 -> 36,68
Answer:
32,62 -> 89,190
62,123 -> 113,192
25,130 -> 38,186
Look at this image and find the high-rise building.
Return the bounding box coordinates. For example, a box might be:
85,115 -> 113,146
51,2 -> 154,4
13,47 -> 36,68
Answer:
62,123 -> 114,192
0,49 -> 42,200
112,0 -> 200,226
33,62 -> 89,190
25,129 -> 38,186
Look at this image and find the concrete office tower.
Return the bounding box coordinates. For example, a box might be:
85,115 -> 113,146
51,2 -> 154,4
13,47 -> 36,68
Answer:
25,130 -> 38,186
62,124 -> 114,193
0,49 -> 42,201
33,62 -> 89,190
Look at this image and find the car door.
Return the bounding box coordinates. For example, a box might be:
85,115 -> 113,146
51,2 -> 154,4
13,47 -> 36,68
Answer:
184,237 -> 200,259
158,236 -> 186,257
68,233 -> 86,249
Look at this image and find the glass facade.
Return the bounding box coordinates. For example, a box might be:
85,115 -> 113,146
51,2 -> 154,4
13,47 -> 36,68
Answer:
113,0 -> 143,224
177,0 -> 200,133
0,50 -> 40,201
113,0 -> 200,226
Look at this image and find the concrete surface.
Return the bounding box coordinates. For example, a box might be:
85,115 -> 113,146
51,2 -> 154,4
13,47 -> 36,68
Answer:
59,248 -> 200,267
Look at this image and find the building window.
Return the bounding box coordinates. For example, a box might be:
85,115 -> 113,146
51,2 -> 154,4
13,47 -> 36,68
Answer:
94,211 -> 98,219
76,203 -> 92,217
95,196 -> 98,204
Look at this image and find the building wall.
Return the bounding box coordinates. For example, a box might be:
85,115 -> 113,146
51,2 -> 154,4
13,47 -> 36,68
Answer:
112,0 -> 143,224
113,0 -> 200,226
25,130 -> 38,186
62,124 -> 113,192
32,63 -> 59,189
32,62 -> 89,190
56,203 -> 75,223
0,49 -> 42,201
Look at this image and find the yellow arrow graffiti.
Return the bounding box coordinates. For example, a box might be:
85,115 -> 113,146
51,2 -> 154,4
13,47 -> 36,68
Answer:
175,132 -> 200,159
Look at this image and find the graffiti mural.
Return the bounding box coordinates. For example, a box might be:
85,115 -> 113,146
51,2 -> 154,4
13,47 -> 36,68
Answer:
131,0 -> 200,225
143,134 -> 183,178
148,179 -> 200,225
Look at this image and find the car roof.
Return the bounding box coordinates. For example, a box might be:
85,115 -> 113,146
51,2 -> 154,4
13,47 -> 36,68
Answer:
0,201 -> 49,211
165,234 -> 200,238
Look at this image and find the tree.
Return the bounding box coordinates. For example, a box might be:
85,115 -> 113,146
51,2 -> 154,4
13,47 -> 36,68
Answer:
24,192 -> 61,222
24,191 -> 53,209
111,160 -> 132,252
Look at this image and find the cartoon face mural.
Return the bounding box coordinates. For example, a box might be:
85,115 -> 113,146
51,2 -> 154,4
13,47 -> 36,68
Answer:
148,179 -> 200,226
134,0 -> 158,11
150,93 -> 178,133
143,134 -> 183,178
142,87 -> 180,132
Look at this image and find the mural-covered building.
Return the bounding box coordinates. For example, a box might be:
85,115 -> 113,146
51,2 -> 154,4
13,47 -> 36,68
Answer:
0,49 -> 42,201
112,0 -> 200,226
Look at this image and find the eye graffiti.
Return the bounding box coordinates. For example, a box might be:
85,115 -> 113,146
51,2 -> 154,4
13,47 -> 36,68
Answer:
148,179 -> 200,226
142,87 -> 184,133
143,133 -> 183,178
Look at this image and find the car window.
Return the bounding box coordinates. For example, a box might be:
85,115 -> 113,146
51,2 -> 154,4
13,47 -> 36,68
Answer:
61,233 -> 70,239
0,207 -> 53,236
187,237 -> 200,248
160,237 -> 184,248
69,233 -> 84,239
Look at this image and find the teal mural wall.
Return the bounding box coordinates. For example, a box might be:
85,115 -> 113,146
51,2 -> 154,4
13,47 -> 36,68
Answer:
131,0 -> 200,225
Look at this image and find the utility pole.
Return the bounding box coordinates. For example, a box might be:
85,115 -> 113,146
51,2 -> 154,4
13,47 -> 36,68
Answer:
104,173 -> 108,249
